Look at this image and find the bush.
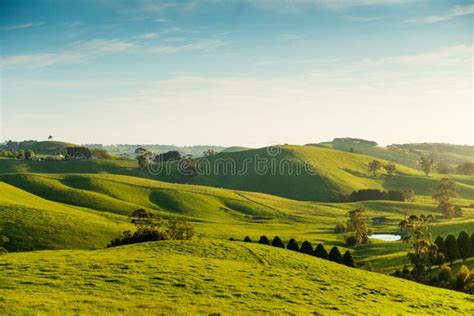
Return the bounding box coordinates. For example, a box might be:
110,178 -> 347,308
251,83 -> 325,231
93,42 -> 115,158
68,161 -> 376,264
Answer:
438,264 -> 452,283
365,262 -> 374,272
108,217 -> 194,247
300,241 -> 313,255
445,234 -> 460,263
345,235 -> 357,247
286,238 -> 299,252
314,243 -> 328,259
328,246 -> 342,263
342,250 -> 356,267
456,265 -> 473,292
271,236 -> 285,248
346,189 -> 405,202
0,247 -> 7,254
334,223 -> 346,233
243,236 -> 252,243
434,236 -> 447,258
258,235 -> 270,245
457,231 -> 472,261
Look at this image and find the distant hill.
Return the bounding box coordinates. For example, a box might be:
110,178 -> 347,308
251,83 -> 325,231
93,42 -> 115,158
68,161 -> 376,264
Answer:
220,146 -> 253,153
99,144 -> 226,157
1,140 -> 78,155
309,138 -> 474,169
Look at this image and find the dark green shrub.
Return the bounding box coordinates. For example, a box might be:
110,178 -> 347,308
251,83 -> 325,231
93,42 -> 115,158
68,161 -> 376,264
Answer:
271,236 -> 285,248
434,236 -> 447,258
345,235 -> 357,247
334,223 -> 345,233
313,243 -> 328,259
258,235 -> 270,245
445,234 -> 460,263
328,246 -> 342,263
287,238 -> 299,251
243,236 -> 252,243
342,250 -> 356,267
457,231 -> 471,261
300,241 -> 313,255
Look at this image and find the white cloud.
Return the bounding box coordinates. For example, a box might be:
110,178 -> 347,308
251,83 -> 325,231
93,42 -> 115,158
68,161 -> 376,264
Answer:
2,21 -> 45,30
149,39 -> 224,55
134,32 -> 160,40
1,53 -> 83,68
74,39 -> 139,53
415,4 -> 474,23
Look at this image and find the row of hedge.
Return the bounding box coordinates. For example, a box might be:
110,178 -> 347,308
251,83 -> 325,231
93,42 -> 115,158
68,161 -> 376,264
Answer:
243,236 -> 356,268
339,189 -> 414,202
434,231 -> 474,263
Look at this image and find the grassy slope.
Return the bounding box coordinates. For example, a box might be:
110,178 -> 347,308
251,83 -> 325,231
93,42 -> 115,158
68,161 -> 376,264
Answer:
0,240 -> 472,315
0,182 -> 131,251
1,145 -> 473,203
314,140 -> 474,169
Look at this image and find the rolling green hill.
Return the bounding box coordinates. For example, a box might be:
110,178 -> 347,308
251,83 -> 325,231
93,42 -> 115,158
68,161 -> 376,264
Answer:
0,181 -> 131,251
311,138 -> 474,169
220,146 -> 253,153
0,240 -> 472,315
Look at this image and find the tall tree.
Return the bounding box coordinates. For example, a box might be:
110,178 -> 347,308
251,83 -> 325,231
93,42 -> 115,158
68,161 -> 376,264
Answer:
258,235 -> 270,245
383,163 -> 397,176
300,241 -> 313,255
399,214 -> 440,274
432,178 -> 458,218
457,231 -> 472,261
445,234 -> 460,264
135,147 -> 153,168
286,238 -> 299,252
368,160 -> 382,176
346,207 -> 370,245
342,250 -> 356,267
434,236 -> 447,259
314,243 -> 328,259
328,247 -> 342,263
271,236 -> 285,248
419,157 -> 433,176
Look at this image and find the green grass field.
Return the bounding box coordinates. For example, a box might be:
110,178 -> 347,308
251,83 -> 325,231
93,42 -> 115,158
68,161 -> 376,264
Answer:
0,144 -> 473,313
0,240 -> 473,315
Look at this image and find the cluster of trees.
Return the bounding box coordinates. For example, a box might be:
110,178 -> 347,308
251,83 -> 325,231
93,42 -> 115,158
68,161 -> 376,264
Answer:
456,162 -> 474,175
334,208 -> 371,247
419,157 -> 473,176
0,149 -> 35,160
396,213 -> 474,293
433,178 -> 462,218
243,235 -> 356,268
368,160 -> 397,176
108,209 -> 195,247
340,189 -> 415,202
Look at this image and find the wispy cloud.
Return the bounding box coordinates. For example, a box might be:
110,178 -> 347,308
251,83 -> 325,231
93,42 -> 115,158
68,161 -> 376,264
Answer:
1,53 -> 83,68
413,4 -> 474,23
2,21 -> 45,30
149,39 -> 224,55
74,39 -> 139,53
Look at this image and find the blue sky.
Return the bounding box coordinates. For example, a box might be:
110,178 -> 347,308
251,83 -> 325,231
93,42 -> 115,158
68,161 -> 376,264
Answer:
1,0 -> 472,146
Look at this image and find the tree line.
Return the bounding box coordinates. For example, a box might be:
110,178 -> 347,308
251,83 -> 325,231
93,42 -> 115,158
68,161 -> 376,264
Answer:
241,235 -> 356,268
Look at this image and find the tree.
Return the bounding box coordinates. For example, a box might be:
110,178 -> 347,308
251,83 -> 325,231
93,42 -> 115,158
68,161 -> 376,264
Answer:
402,190 -> 416,202
432,178 -> 458,218
399,214 -> 440,274
334,223 -> 346,233
457,231 -> 472,261
271,236 -> 285,248
178,155 -> 198,180
258,235 -> 270,245
346,207 -> 370,245
286,238 -> 299,251
342,250 -> 356,267
455,265 -> 473,293
434,236 -> 447,259
445,234 -> 460,264
300,241 -> 313,255
67,147 -> 92,159
383,163 -> 396,176
91,148 -> 112,159
243,236 -> 252,243
456,162 -> 474,175
155,151 -> 181,162
314,243 -> 328,259
436,162 -> 452,175
24,150 -> 34,160
368,160 -> 382,175
48,135 -> 53,140
135,147 -> 153,168
419,157 -> 433,176
15,150 -> 25,160
328,247 -> 342,263
203,149 -> 217,157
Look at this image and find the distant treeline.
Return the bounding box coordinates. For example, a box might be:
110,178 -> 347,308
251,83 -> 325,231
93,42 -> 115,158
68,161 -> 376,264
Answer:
240,235 -> 356,268
339,189 -> 415,202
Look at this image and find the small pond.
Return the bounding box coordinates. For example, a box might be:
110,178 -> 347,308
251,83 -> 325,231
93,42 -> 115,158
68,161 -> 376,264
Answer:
368,234 -> 401,241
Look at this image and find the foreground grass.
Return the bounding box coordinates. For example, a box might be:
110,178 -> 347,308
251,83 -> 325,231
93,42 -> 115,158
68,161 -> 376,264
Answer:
0,239 -> 473,315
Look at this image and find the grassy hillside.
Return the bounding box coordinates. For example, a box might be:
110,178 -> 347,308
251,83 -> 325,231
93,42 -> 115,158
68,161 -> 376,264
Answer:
220,146 -> 253,153
0,182 -> 131,251
312,138 -> 474,169
2,145 -> 473,202
0,240 -> 472,315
